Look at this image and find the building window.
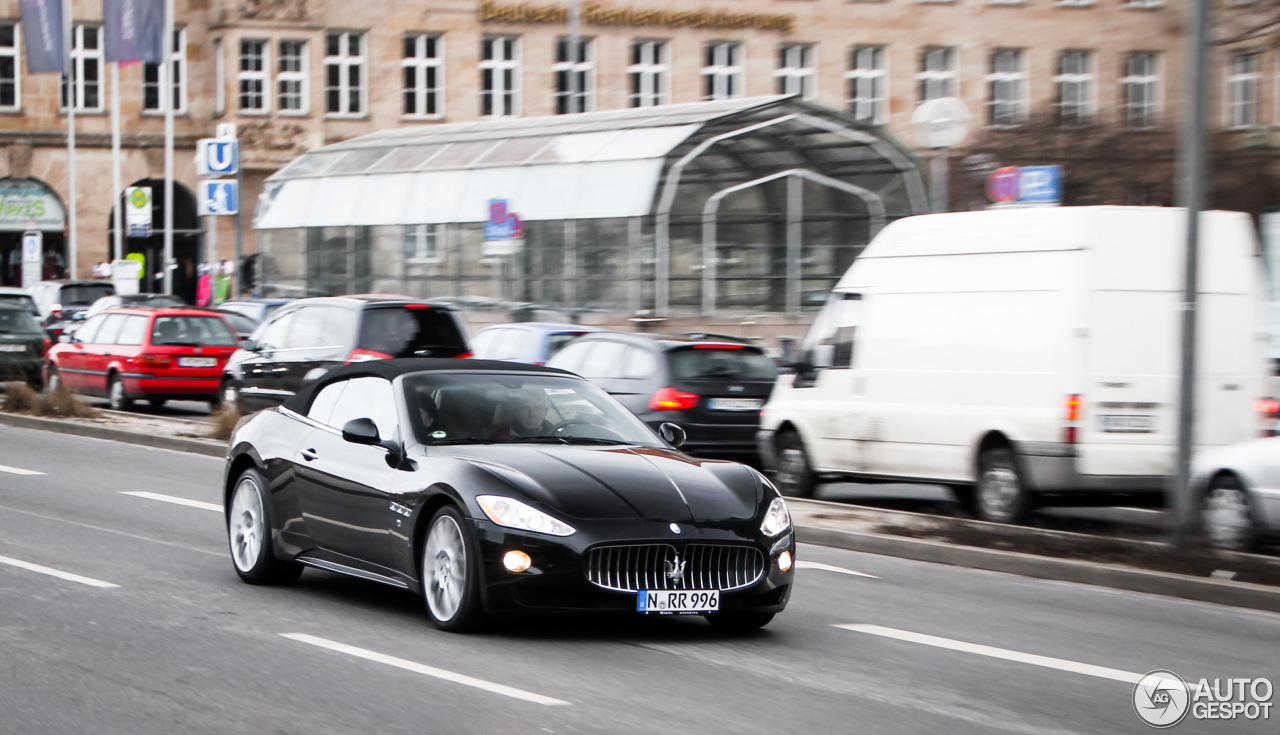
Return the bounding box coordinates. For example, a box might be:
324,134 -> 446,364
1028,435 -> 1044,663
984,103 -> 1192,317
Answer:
325,31 -> 366,116
402,34 -> 442,118
629,40 -> 668,108
237,39 -> 268,113
776,44 -> 815,99
1227,50 -> 1261,129
987,48 -> 1026,125
846,45 -> 887,124
1121,52 -> 1159,129
405,224 -> 441,262
278,40 -> 308,114
481,36 -> 519,117
143,28 -> 186,113
702,42 -> 742,100
553,37 -> 593,114
1054,50 -> 1094,126
917,46 -> 956,103
0,23 -> 19,110
61,25 -> 103,112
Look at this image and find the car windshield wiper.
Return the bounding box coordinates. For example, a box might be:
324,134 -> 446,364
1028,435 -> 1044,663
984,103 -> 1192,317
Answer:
427,438 -> 501,445
411,345 -> 463,356
154,341 -> 203,347
503,436 -> 630,445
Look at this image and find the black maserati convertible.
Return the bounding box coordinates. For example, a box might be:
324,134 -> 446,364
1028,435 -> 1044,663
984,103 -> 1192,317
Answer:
222,359 -> 794,631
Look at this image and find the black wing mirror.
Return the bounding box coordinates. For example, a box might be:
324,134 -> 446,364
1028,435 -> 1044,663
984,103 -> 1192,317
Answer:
658,422 -> 686,449
342,418 -> 381,445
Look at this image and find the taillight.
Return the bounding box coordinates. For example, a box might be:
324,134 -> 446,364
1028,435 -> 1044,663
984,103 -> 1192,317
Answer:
456,351 -> 473,359
138,353 -> 171,369
1063,394 -> 1085,444
1255,397 -> 1279,437
346,348 -> 393,364
40,338 -> 51,355
50,303 -> 63,319
649,387 -> 699,410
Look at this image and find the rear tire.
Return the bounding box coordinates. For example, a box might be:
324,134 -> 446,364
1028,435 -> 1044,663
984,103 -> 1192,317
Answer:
975,447 -> 1029,524
226,467 -> 303,585
148,398 -> 166,409
774,430 -> 816,498
108,374 -> 133,411
1200,475 -> 1256,552
704,611 -> 775,632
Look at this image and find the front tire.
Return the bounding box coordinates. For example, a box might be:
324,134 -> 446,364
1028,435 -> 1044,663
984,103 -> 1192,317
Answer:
1201,475 -> 1256,552
108,374 -> 133,411
774,430 -> 816,498
227,467 -> 303,584
704,611 -> 775,632
976,447 -> 1029,524
421,506 -> 483,632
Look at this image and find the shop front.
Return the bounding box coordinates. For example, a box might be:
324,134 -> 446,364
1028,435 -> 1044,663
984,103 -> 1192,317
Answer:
0,178 -> 68,287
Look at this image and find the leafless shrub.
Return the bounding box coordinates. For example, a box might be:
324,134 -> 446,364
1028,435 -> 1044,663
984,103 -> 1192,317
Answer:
1,381 -> 99,418
208,405 -> 243,442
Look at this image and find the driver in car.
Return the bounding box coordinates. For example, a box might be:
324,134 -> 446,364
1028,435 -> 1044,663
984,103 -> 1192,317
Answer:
491,388 -> 553,439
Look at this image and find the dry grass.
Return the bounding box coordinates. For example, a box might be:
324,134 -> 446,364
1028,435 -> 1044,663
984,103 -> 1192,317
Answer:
208,405 -> 243,441
2,381 -> 100,418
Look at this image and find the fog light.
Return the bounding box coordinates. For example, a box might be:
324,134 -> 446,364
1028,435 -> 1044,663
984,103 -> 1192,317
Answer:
778,550 -> 793,573
503,550 -> 532,573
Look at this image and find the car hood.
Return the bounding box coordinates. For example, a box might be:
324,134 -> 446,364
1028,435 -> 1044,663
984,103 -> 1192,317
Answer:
438,444 -> 762,523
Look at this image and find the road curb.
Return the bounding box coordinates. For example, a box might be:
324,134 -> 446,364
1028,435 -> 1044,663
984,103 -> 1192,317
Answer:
0,412 -> 226,458
795,522 -> 1280,614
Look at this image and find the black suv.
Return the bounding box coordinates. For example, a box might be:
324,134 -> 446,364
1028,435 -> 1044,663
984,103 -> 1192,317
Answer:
221,295 -> 471,414
545,332 -> 778,463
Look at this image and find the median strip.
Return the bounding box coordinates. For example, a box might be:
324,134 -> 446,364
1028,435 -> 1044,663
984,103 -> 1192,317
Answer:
122,491 -> 221,513
0,553 -> 119,588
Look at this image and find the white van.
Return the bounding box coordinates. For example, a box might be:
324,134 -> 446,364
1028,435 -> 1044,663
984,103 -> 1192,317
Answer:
757,206 -> 1272,522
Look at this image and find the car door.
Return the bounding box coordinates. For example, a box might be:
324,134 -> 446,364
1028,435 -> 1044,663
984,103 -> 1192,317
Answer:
83,313 -> 128,396
790,292 -> 866,473
238,308 -> 295,411
610,344 -> 660,415
54,314 -> 104,391
293,376 -> 399,569
277,305 -> 352,399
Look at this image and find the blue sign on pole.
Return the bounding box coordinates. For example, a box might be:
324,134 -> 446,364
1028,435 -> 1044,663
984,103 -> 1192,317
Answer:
483,198 -> 524,240
197,138 -> 240,176
1017,166 -> 1063,204
200,180 -> 239,216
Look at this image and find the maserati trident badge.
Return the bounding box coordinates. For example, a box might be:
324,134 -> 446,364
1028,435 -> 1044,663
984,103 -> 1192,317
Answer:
665,555 -> 687,582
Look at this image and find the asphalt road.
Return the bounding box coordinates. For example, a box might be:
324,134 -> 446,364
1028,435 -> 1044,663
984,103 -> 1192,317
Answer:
1,426 -> 1275,735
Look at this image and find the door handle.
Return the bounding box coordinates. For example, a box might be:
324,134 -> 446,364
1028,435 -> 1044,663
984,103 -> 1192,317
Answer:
301,448 -> 318,462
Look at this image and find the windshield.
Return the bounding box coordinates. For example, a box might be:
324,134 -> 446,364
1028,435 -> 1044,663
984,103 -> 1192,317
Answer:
404,372 -> 661,447
0,308 -> 41,334
0,294 -> 37,313
150,315 -> 239,346
668,346 -> 777,380
60,284 -> 115,306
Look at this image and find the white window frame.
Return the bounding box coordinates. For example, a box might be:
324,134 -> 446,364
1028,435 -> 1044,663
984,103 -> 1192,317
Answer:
0,22 -> 20,112
404,224 -> 442,263
702,42 -> 743,101
629,40 -> 669,108
143,27 -> 187,115
553,36 -> 594,114
846,45 -> 888,124
277,39 -> 308,116
238,38 -> 269,114
1123,0 -> 1164,7
402,33 -> 443,120
1053,49 -> 1094,126
776,44 -> 816,100
916,46 -> 956,104
986,48 -> 1027,126
61,24 -> 104,113
1121,51 -> 1160,129
325,31 -> 367,117
480,35 -> 520,118
1226,50 -> 1262,129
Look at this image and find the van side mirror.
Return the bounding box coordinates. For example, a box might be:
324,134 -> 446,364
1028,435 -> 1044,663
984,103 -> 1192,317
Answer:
58,334 -> 72,343
658,422 -> 686,449
811,344 -> 835,370
342,418 -> 381,445
241,338 -> 259,352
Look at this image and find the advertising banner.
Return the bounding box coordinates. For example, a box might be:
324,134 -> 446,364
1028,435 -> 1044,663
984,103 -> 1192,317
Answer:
103,0 -> 165,64
18,0 -> 64,74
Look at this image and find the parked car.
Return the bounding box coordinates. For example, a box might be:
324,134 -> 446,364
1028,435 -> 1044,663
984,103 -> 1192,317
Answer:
546,332 -> 778,463
0,303 -> 49,388
83,293 -> 187,320
469,322 -> 606,365
44,306 -> 240,410
1192,435 -> 1280,551
26,279 -> 116,339
0,286 -> 41,317
216,298 -> 293,325
221,295 -> 472,414
222,358 -> 794,631
210,308 -> 258,341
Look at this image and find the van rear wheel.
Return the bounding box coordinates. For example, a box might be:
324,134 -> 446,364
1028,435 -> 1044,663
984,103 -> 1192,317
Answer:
976,448 -> 1028,524
775,431 -> 816,498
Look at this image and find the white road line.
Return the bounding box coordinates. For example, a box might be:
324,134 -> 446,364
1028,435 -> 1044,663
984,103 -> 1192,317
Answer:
796,560 -> 880,579
281,633 -> 571,706
122,491 -> 221,513
0,554 -> 119,588
0,464 -> 45,476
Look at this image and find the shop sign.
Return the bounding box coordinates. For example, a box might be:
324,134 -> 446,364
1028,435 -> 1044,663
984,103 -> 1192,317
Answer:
0,178 -> 66,231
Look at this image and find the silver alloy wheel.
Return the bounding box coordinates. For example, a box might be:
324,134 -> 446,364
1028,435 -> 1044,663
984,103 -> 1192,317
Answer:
229,475 -> 265,573
424,514 -> 467,623
979,464 -> 1020,521
1202,484 -> 1252,550
223,383 -> 238,405
109,377 -> 126,409
777,447 -> 807,491
47,369 -> 61,393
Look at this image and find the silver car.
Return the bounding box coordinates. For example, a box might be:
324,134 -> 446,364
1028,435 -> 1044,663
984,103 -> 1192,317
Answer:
1192,436 -> 1280,551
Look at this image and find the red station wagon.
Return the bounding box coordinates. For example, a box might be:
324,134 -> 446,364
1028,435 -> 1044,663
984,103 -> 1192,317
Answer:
45,307 -> 240,410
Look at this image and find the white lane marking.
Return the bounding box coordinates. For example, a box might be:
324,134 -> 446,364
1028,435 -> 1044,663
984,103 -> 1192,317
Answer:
281,633 -> 571,706
122,491 -> 221,513
836,624 -> 1201,692
0,463 -> 45,476
796,560 -> 880,579
0,554 -> 119,588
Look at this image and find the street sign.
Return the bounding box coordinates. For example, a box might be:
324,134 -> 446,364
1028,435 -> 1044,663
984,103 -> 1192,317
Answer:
200,180 -> 239,215
196,138 -> 240,176
483,198 -> 525,240
986,166 -> 1063,206
125,186 -> 153,237
911,97 -> 972,149
21,230 -> 41,288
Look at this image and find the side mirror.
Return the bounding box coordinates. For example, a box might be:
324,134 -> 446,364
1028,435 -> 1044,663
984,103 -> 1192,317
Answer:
241,338 -> 259,352
342,418 -> 381,445
658,422 -> 686,449
811,344 -> 835,370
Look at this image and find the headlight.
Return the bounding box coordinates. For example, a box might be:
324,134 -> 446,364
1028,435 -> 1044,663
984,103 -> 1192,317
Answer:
476,495 -> 576,537
760,496 -> 791,537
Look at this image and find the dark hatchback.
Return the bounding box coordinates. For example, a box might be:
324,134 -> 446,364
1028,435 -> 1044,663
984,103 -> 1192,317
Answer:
0,304 -> 49,387
222,295 -> 471,414
546,333 -> 778,463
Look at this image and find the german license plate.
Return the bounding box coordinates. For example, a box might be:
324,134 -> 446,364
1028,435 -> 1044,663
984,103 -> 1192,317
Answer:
0,344 -> 25,352
178,357 -> 217,368
707,397 -> 763,412
1099,415 -> 1154,433
637,589 -> 719,614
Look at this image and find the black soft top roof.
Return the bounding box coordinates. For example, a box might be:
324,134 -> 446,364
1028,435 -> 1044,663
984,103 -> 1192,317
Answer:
280,358 -> 573,414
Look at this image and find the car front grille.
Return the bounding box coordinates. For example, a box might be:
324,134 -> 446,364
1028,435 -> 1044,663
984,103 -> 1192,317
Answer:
586,543 -> 765,592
